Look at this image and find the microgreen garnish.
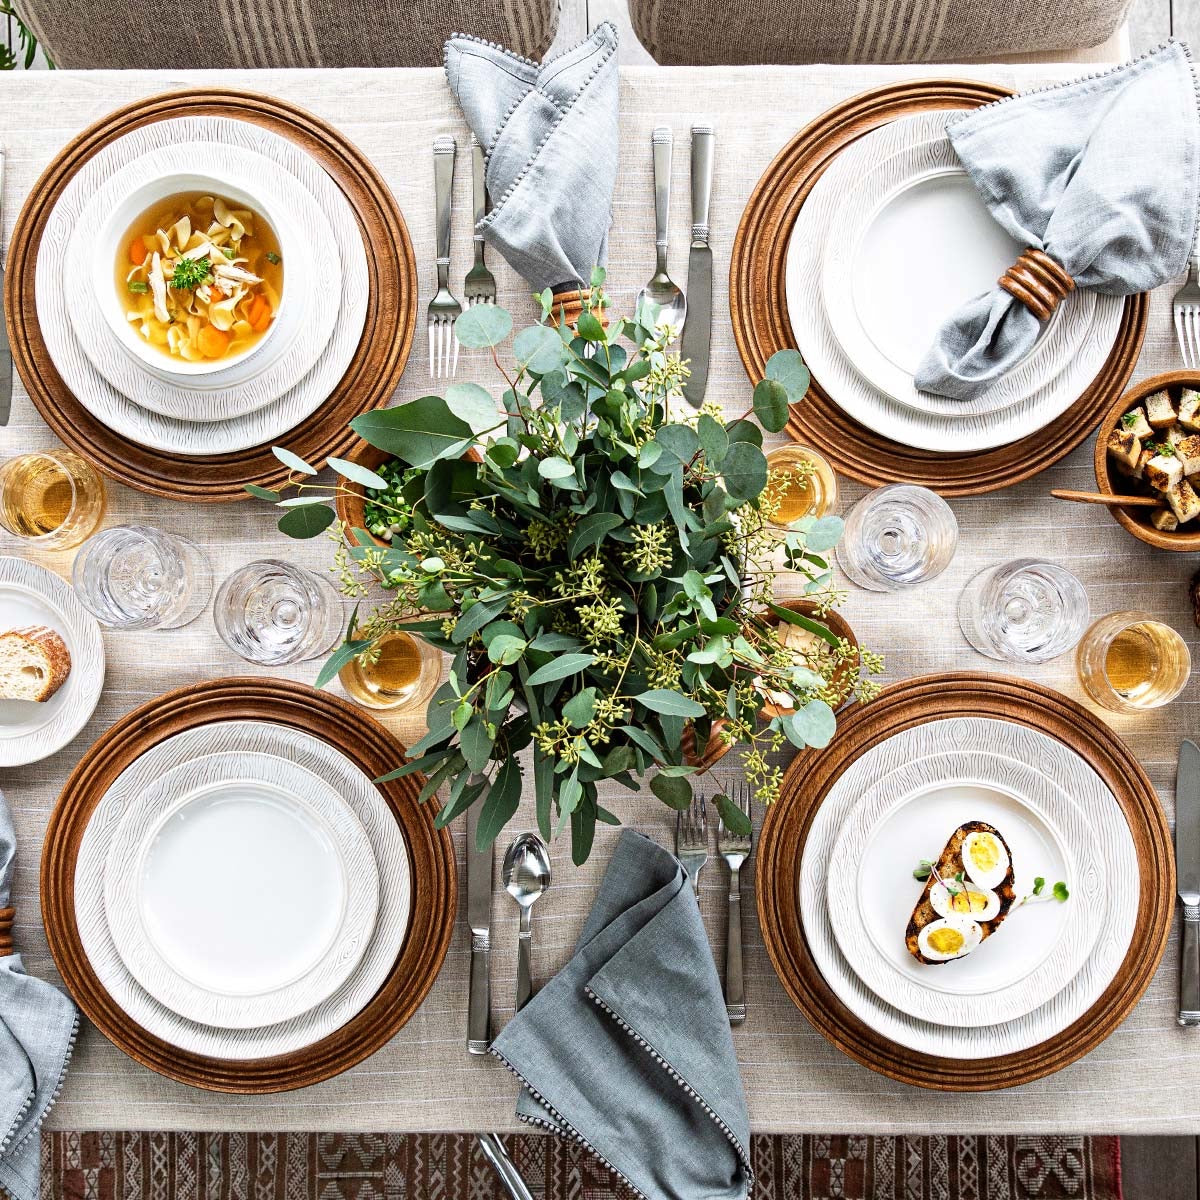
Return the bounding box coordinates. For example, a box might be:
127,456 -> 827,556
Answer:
913,859 -> 933,881
1150,441 -> 1177,457
1121,412 -> 1137,429
1053,881 -> 1070,902
1022,875 -> 1069,905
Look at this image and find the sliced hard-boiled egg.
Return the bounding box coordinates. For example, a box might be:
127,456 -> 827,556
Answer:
928,880 -> 1001,923
917,917 -> 982,962
961,830 -> 1010,891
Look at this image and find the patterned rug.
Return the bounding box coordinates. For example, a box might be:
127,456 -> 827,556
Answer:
43,1131 -> 1122,1199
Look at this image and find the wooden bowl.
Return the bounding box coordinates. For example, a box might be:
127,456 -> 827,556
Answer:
1094,370 -> 1200,552
761,599 -> 859,715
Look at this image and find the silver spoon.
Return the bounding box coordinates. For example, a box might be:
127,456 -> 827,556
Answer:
636,126 -> 687,331
502,832 -> 552,1011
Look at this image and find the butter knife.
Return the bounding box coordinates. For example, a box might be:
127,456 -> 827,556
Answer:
0,149 -> 11,426
465,777 -> 493,1054
680,125 -> 715,409
1177,740 -> 1200,1025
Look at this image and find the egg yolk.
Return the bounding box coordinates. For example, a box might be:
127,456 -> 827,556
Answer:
927,927 -> 965,954
969,835 -> 1001,874
950,889 -> 986,914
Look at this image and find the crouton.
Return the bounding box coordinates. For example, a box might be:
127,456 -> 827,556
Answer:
1119,406 -> 1154,439
1167,478 -> 1200,523
1150,508 -> 1180,532
1175,435 -> 1200,477
1106,429 -> 1142,472
1145,452 -> 1183,492
1146,391 -> 1178,429
1179,389 -> 1200,432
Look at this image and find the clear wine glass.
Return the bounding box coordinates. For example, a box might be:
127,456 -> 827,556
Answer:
72,524 -> 212,630
214,559 -> 344,665
835,484 -> 957,591
958,559 -> 1090,664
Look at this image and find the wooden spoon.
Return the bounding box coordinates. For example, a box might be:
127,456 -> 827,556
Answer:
1050,488 -> 1162,508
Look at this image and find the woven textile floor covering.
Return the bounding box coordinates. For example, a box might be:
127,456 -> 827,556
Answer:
42,1132 -> 1121,1200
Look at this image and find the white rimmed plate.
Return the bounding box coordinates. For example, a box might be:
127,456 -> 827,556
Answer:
76,721 -> 410,1059
784,112 -> 1125,451
826,752 -> 1102,1026
36,116 -> 368,456
0,556 -> 104,767
103,751 -> 379,1029
799,717 -> 1137,1058
68,143 -> 340,423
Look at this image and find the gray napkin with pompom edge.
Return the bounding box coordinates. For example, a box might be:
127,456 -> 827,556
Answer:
916,40 -> 1200,400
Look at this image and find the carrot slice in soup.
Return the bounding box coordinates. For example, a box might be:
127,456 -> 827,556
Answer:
129,236 -> 148,266
196,325 -> 231,359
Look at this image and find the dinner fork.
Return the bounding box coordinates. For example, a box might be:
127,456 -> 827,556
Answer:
464,136 -> 496,309
716,782 -> 753,1026
429,135 -> 462,378
1173,251 -> 1200,368
675,791 -> 708,894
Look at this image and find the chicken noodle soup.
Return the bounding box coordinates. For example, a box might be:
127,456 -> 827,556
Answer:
117,191 -> 283,363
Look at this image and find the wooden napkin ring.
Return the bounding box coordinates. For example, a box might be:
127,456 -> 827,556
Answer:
0,907 -> 16,957
998,249 -> 1075,321
547,288 -> 610,331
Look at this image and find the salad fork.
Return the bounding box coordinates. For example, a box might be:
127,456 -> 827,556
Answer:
716,782 -> 753,1026
464,136 -> 496,309
428,135 -> 462,378
675,792 -> 708,894
1173,251 -> 1200,368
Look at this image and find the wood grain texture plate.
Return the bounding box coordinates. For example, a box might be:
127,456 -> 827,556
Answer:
41,678 -> 455,1093
730,80 -> 1148,496
4,89 -> 417,503
756,672 -> 1173,1090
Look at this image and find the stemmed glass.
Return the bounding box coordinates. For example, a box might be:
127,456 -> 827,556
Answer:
836,484 -> 957,591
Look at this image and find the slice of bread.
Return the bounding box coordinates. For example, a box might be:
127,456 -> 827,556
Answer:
0,625 -> 72,702
905,820 -> 1017,966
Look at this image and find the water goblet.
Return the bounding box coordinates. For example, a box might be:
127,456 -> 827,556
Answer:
835,484 -> 957,591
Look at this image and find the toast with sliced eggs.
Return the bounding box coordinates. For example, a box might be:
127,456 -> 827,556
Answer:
905,821 -> 1017,966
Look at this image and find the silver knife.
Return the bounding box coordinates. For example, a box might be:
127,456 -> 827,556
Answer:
0,148 -> 11,426
680,125 -> 715,409
1177,740 -> 1200,1025
465,776 -> 493,1053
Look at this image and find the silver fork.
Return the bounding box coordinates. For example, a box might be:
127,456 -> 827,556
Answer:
429,135 -> 462,378
675,791 -> 708,894
464,136 -> 496,309
716,781 -> 753,1026
1173,251 -> 1200,368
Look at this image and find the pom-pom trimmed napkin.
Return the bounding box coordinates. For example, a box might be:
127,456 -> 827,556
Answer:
917,40 -> 1200,400
491,828 -> 752,1200
444,23 -> 620,297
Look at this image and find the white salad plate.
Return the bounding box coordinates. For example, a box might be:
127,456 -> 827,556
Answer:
825,751 -> 1103,1026
0,556 -> 104,767
784,112 -> 1125,451
800,717 -> 1138,1059
67,142 -> 341,423
36,116 -> 368,456
102,751 -> 379,1030
76,721 -> 410,1059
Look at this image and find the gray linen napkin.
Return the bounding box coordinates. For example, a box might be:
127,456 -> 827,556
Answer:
444,23 -> 620,294
916,40 -> 1200,400
0,790 -> 77,1200
491,828 -> 752,1200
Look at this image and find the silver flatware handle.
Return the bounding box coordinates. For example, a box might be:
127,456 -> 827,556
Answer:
690,125 -> 714,244
477,1134 -> 535,1200
516,906 -> 533,1012
0,147 -> 10,427
470,134 -> 486,257
1181,902 -> 1200,1025
467,928 -> 491,1054
651,126 -> 672,276
725,867 -> 745,1025
433,135 -> 455,289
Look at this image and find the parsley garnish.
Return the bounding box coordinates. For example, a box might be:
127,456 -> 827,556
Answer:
170,256 -> 213,291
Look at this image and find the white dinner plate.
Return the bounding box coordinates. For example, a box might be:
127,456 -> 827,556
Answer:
800,717 -> 1138,1059
36,115 -> 368,456
66,142 -> 341,424
0,556 -> 104,767
76,721 -> 410,1059
103,751 -> 379,1029
826,752 -> 1103,1026
784,112 -> 1124,451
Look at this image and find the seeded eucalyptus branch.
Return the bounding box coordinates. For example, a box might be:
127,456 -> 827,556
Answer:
251,272 -> 881,864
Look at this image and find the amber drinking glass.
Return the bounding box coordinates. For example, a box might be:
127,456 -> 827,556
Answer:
765,444 -> 838,524
0,449 -> 106,550
1076,611 -> 1191,713
338,629 -> 444,713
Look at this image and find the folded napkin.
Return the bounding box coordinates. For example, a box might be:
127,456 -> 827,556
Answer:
916,41 -> 1200,400
491,829 -> 752,1200
444,23 -> 620,294
0,791 -> 77,1200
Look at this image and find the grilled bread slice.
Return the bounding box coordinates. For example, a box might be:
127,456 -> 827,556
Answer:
905,820 -> 1017,966
0,625 -> 71,702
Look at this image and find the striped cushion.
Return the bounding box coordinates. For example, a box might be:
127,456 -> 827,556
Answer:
629,0 -> 1133,64
16,0 -> 557,68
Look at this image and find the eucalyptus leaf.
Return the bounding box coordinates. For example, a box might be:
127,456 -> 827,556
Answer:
314,638 -> 372,690
277,502 -> 336,538
351,397 -> 474,469
326,456 -> 389,490
514,324 -> 567,374
272,446 -> 317,475
751,378 -> 790,433
721,441 -> 768,501
714,792 -> 752,836
445,382 -> 503,432
455,304 -> 513,348
804,514 -> 845,553
765,348 -> 811,402
568,512 -> 623,559
525,654 -> 596,685
476,759 -> 522,849
634,689 -> 706,718
650,772 -> 693,810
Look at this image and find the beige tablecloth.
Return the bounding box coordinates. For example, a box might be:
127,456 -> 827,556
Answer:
1,62 -> 1197,1135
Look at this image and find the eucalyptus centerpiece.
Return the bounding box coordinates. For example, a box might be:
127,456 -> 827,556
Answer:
254,281 -> 881,864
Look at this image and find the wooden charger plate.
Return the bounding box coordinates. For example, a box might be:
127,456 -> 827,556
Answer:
757,672 -> 1173,1090
41,678 -> 454,1093
4,89 -> 417,503
730,80 -> 1148,496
